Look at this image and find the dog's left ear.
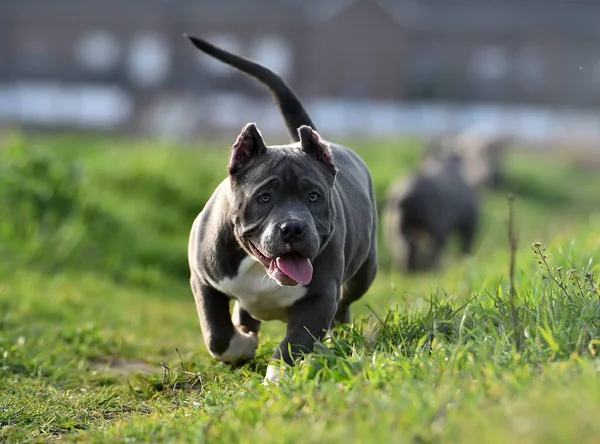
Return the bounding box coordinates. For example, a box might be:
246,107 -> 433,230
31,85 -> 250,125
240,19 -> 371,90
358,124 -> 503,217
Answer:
298,126 -> 337,175
229,123 -> 267,175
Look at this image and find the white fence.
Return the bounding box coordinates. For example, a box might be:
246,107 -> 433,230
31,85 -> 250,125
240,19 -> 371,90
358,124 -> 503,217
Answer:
2,81 -> 600,145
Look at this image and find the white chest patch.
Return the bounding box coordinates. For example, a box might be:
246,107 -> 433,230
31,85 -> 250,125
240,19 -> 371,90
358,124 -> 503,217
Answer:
210,256 -> 307,322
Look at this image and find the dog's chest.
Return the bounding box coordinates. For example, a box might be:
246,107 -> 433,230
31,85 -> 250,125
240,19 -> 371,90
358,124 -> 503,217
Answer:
211,256 -> 307,322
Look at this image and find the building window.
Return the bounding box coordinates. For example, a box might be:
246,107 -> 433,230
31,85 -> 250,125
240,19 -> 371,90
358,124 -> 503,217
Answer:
469,45 -> 509,82
516,45 -> 544,91
74,31 -> 120,73
593,60 -> 600,85
126,33 -> 171,88
250,36 -> 292,79
407,47 -> 444,99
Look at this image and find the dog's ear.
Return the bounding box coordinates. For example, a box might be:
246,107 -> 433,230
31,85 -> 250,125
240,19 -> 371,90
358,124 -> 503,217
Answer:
298,126 -> 337,175
229,123 -> 267,175
489,136 -> 512,151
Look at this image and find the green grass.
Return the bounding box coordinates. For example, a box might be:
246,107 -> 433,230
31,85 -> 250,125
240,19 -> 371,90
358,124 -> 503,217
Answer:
1,131 -> 600,443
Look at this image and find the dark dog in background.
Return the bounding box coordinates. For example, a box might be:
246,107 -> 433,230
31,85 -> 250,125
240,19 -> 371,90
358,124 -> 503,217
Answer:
383,151 -> 479,273
422,132 -> 512,191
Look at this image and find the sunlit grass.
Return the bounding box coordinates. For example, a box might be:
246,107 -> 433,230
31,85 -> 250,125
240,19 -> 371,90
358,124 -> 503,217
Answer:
1,132 -> 600,442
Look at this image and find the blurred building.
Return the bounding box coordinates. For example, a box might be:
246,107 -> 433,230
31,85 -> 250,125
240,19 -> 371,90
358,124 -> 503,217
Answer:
2,0 -> 600,142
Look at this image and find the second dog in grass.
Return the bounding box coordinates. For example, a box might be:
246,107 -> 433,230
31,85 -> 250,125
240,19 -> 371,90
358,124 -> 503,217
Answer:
423,132 -> 511,191
383,152 -> 479,273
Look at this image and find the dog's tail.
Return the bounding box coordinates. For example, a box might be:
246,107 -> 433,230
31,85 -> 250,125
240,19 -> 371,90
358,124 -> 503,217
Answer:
186,35 -> 316,142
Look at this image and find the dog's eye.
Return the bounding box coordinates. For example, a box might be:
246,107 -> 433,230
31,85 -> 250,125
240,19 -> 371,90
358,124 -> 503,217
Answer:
308,192 -> 320,203
258,193 -> 271,203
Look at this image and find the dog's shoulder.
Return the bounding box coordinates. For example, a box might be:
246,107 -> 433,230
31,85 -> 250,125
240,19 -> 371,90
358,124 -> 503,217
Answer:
330,143 -> 370,172
189,179 -> 246,283
327,143 -> 374,197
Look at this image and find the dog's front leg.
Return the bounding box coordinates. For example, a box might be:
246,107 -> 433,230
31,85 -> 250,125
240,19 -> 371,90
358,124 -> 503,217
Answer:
191,277 -> 258,364
264,291 -> 337,384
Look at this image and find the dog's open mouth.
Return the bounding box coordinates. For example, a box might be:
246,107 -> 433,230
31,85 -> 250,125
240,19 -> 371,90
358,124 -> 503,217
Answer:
248,242 -> 313,286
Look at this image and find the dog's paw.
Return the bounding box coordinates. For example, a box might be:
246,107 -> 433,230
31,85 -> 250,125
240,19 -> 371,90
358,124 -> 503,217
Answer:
262,364 -> 285,386
211,326 -> 258,364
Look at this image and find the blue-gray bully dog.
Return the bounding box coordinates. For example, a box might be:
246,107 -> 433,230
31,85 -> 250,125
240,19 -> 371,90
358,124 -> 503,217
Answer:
383,152 -> 479,272
185,36 -> 378,384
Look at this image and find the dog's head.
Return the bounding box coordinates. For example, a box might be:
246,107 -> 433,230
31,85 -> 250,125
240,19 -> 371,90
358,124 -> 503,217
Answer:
226,123 -> 338,287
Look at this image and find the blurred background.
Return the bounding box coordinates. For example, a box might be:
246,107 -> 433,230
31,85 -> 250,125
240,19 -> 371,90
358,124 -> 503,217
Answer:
4,2 -> 600,440
2,0 -> 600,145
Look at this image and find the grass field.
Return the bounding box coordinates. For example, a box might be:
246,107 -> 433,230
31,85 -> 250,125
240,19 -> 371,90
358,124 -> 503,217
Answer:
1,131 -> 600,443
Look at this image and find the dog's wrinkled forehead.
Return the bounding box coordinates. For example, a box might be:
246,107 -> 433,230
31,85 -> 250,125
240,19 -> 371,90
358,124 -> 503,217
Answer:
237,146 -> 332,189
227,123 -> 337,191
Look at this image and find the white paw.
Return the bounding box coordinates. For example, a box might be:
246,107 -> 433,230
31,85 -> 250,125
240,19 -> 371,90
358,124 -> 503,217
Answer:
262,364 -> 285,385
211,327 -> 258,364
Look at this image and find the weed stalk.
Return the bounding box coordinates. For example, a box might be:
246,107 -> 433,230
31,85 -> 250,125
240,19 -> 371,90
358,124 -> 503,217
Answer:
531,242 -> 573,303
507,193 -> 521,352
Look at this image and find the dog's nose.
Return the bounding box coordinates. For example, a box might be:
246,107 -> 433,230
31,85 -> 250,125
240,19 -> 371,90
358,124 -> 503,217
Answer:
279,220 -> 305,243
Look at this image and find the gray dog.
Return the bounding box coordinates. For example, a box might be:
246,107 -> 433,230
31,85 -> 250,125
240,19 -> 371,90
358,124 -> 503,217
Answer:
384,153 -> 479,272
423,132 -> 511,190
186,36 -> 378,384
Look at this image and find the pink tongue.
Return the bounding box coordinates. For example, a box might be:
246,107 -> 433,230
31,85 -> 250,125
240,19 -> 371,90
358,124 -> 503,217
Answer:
275,254 -> 313,285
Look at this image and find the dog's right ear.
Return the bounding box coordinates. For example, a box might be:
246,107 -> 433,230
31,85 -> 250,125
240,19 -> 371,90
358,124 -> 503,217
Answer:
229,123 -> 267,175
